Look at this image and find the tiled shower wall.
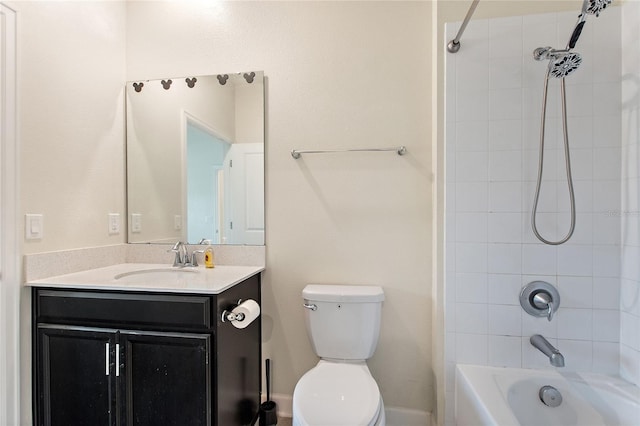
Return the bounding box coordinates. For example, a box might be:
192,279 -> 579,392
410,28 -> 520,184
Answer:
621,0 -> 640,386
444,7 -> 630,422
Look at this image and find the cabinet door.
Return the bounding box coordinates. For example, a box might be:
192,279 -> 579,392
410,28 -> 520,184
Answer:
119,331 -> 211,426
36,326 -> 117,426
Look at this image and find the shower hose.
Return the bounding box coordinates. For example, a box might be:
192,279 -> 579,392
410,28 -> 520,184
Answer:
531,68 -> 577,245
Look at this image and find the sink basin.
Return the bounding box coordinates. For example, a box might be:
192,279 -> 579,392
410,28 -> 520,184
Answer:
114,268 -> 200,283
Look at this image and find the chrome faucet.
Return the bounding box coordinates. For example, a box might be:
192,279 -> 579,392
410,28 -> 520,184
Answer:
169,241 -> 205,267
169,241 -> 188,267
530,335 -> 565,367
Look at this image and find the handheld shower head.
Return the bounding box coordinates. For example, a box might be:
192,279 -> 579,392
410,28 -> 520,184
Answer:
583,0 -> 612,17
568,0 -> 612,48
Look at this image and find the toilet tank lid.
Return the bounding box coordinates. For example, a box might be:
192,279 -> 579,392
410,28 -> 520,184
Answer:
303,285 -> 385,302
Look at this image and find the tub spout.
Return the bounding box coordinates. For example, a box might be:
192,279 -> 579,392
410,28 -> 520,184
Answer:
530,334 -> 565,367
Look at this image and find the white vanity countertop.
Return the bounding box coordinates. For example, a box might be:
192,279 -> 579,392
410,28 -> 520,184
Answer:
26,263 -> 264,294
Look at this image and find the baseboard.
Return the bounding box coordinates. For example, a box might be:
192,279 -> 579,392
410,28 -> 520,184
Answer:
269,393 -> 431,425
269,393 -> 293,418
386,406 -> 431,425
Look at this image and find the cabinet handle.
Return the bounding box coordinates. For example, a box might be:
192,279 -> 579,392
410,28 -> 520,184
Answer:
105,343 -> 110,376
116,344 -> 120,377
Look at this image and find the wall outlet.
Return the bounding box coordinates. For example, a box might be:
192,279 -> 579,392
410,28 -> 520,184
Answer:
108,213 -> 120,235
25,214 -> 44,240
131,213 -> 142,233
174,215 -> 182,230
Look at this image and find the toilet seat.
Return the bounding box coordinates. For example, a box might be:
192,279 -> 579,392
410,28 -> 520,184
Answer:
292,360 -> 383,426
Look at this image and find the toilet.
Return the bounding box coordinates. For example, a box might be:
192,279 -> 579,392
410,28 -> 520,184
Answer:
292,284 -> 385,426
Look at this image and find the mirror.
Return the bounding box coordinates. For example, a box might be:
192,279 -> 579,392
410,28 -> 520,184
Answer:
126,71 -> 265,245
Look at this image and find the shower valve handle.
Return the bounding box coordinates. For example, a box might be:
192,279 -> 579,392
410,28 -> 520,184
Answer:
532,291 -> 555,321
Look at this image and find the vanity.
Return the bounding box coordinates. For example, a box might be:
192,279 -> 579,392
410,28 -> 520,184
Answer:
27,264 -> 263,426
26,68 -> 267,426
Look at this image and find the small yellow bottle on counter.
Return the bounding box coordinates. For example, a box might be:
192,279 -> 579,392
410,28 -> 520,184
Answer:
204,246 -> 215,268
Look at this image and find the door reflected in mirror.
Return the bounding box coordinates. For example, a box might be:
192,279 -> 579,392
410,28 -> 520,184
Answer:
126,72 -> 264,245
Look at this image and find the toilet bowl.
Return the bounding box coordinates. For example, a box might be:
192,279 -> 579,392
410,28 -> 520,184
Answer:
292,360 -> 385,426
292,284 -> 385,426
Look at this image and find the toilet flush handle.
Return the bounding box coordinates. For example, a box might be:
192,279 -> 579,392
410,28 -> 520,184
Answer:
303,303 -> 317,311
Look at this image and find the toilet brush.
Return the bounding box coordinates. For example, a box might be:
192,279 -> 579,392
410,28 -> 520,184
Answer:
251,359 -> 277,426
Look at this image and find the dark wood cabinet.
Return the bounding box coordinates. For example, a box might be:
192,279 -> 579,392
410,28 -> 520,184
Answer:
37,327 -> 116,426
33,273 -> 261,426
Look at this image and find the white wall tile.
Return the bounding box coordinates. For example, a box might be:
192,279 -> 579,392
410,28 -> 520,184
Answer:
592,341 -> 620,375
456,182 -> 488,212
490,89 -> 522,120
456,213 -> 488,243
456,121 -> 488,152
488,335 -> 522,368
557,245 -> 593,276
489,150 -> 522,181
490,58 -> 522,89
456,333 -> 488,364
456,151 -> 488,182
558,339 -> 593,371
522,244 -> 557,275
567,83 -> 594,117
488,304 -> 522,336
455,273 -> 488,304
456,303 -> 488,334
594,180 -> 621,213
455,243 -> 488,273
522,308 -> 558,339
592,309 -> 620,343
593,147 -> 621,180
490,181 -> 522,212
594,115 -> 622,147
488,212 -> 522,243
558,276 -> 593,308
488,16 -> 522,59
488,243 -> 522,274
489,120 -> 522,151
592,244 -> 620,278
558,308 -> 593,341
457,90 -> 489,122
487,274 -> 522,306
592,277 -> 620,310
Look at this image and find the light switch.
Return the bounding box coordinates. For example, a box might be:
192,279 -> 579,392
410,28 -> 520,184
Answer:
131,213 -> 142,233
25,214 -> 44,240
108,213 -> 120,235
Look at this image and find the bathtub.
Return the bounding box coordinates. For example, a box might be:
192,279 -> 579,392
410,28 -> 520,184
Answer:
455,364 -> 640,426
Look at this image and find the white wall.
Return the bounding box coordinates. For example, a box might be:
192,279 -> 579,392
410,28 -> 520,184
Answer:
444,7 -> 625,424
14,0 -> 127,254
620,0 -> 640,387
126,0 -> 434,413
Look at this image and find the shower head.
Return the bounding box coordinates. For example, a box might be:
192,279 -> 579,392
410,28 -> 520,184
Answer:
583,0 -> 612,17
548,52 -> 583,78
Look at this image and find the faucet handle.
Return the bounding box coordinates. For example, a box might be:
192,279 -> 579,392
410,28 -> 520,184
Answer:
532,291 -> 555,321
190,250 -> 205,267
168,241 -> 184,266
546,301 -> 555,321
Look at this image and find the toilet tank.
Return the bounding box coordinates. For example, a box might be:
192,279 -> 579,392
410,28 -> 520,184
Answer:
302,284 -> 384,360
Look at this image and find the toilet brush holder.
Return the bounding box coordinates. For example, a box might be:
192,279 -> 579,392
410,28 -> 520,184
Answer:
259,359 -> 277,426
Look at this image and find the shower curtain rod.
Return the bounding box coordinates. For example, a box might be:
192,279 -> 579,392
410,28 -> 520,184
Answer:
447,0 -> 480,53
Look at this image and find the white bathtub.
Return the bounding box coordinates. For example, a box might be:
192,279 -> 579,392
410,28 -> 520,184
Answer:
455,364 -> 640,426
